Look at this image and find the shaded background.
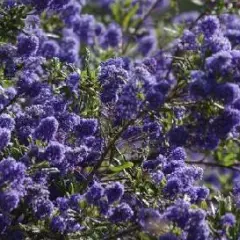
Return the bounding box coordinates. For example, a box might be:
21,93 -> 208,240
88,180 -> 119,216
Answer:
180,0 -> 201,11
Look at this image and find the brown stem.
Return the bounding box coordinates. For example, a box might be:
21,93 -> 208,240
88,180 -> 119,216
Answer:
186,160 -> 240,172
165,8 -> 210,80
122,0 -> 162,55
84,110 -> 145,186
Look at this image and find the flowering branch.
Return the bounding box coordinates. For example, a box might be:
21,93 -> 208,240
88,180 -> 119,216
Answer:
122,0 -> 162,54
85,110 -> 145,185
186,160 -> 240,172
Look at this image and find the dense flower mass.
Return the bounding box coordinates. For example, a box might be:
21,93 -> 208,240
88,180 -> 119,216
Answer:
0,0 -> 239,239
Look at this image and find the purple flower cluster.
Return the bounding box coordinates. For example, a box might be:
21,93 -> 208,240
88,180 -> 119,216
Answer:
0,0 -> 239,239
167,14 -> 240,152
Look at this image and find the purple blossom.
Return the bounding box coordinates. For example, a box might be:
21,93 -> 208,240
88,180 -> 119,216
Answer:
108,203 -> 134,223
221,213 -> 236,226
205,51 -> 232,76
180,30 -> 198,51
17,34 -> 39,57
151,170 -> 164,184
73,15 -> 96,45
215,83 -> 240,104
75,118 -> 98,138
164,200 -> 190,228
0,114 -> 15,130
41,40 -> 60,59
85,181 -> 104,205
33,199 -> 54,219
66,72 -> 81,91
0,191 -> 20,212
51,216 -> 66,233
168,147 -> 187,161
198,16 -> 220,38
101,23 -> 122,49
44,142 -> 65,166
34,117 -> 59,142
138,35 -> 157,56
168,126 -> 188,146
0,128 -> 11,150
105,182 -> 124,204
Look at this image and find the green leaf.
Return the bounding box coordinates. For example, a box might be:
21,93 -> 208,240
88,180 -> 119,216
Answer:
111,1 -> 122,23
19,224 -> 42,233
138,232 -> 153,240
31,161 -> 50,170
69,182 -> 75,195
200,200 -> 208,210
219,200 -> 226,216
109,161 -> 134,173
191,0 -> 204,5
124,0 -> 132,8
223,153 -> 236,166
0,5 -> 30,42
123,3 -> 139,30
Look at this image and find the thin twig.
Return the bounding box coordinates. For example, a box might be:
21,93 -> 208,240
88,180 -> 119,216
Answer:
133,0 -> 161,35
165,8 -> 210,80
186,160 -> 240,172
84,110 -> 146,186
189,11 -> 206,30
86,118 -> 138,182
122,0 -> 162,54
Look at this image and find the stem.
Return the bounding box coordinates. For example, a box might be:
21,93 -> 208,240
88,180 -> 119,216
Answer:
122,0 -> 162,54
189,11 -> 206,30
85,110 -> 145,186
165,8 -> 209,80
101,177 -> 129,182
86,118 -> 137,182
186,160 -> 240,172
133,0 -> 161,34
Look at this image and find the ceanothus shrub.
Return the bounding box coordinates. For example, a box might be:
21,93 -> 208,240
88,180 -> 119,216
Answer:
0,0 -> 239,239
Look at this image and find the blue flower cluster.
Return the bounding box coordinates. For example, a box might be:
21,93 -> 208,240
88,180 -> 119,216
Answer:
0,0 -> 239,239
